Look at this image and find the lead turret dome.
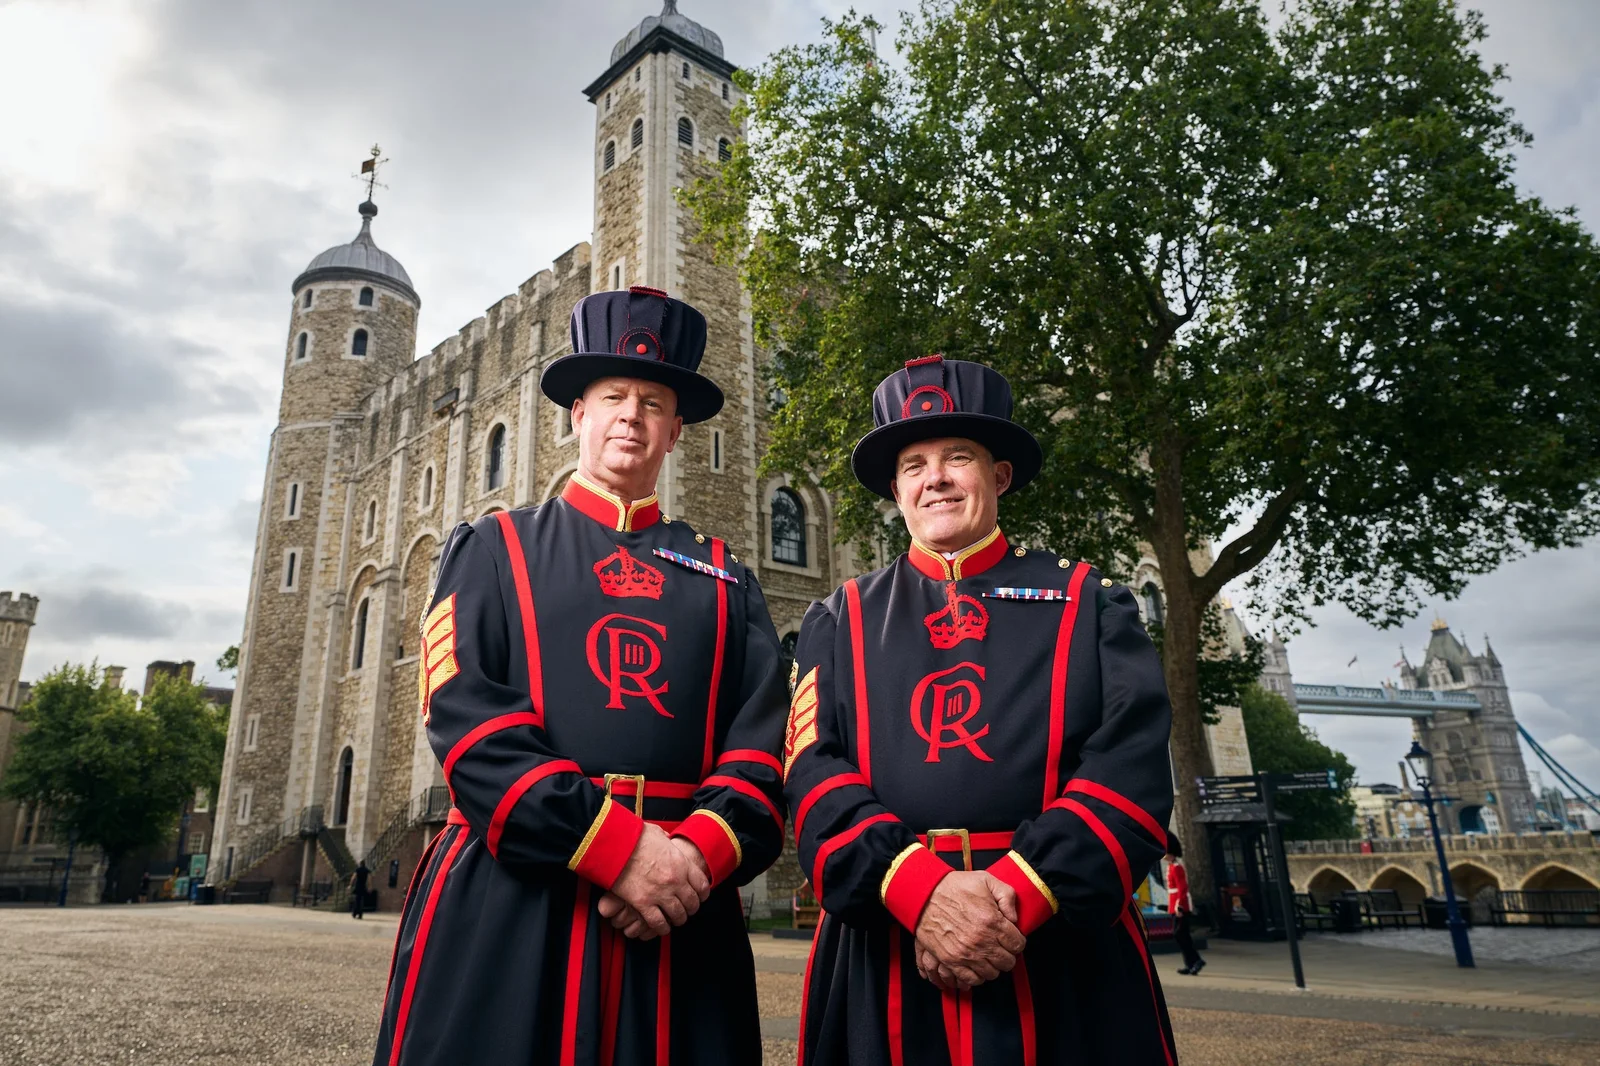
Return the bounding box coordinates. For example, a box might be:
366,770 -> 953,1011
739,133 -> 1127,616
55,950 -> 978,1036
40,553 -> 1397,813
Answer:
292,200 -> 419,305
611,1 -> 722,64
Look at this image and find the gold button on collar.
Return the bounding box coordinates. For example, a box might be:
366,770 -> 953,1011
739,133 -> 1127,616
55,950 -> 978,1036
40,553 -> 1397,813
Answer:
1058,559 -> 1070,569
662,515 -> 673,524
1101,577 -> 1113,587
695,533 -> 706,544
1013,546 -> 1026,557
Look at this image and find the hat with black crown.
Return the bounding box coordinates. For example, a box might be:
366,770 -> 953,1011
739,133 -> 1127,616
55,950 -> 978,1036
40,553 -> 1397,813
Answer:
540,286 -> 725,423
851,355 -> 1042,500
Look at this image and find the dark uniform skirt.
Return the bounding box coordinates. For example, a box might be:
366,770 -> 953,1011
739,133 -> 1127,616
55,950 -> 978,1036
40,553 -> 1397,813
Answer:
373,812 -> 762,1066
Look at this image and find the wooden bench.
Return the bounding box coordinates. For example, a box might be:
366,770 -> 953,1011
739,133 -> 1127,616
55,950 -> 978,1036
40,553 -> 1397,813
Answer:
1490,889 -> 1600,927
792,884 -> 821,930
223,878 -> 273,904
1293,892 -> 1339,932
1343,889 -> 1423,929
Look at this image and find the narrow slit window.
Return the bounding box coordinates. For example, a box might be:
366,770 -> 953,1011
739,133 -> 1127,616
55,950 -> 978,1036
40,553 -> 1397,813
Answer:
681,61 -> 690,79
486,425 -> 506,490
722,81 -> 729,101
631,118 -> 643,149
710,428 -> 723,472
604,140 -> 616,171
295,333 -> 308,361
302,290 -> 312,309
352,599 -> 369,669
286,482 -> 300,518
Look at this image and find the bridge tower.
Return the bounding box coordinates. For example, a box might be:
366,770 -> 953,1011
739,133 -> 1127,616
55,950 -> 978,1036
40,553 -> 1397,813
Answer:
1398,620 -> 1536,833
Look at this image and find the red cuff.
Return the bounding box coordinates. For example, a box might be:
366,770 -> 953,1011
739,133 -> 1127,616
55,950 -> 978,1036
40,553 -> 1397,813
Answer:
988,851 -> 1059,935
673,810 -> 742,887
568,797 -> 645,890
880,845 -> 952,932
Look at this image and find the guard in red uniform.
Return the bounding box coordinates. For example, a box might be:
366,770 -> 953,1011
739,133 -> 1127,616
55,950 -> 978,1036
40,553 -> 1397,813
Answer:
786,356 -> 1179,1065
373,287 -> 787,1066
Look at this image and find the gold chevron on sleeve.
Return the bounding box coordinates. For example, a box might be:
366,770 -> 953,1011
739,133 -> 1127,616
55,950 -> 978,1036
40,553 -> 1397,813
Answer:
783,666 -> 820,781
419,594 -> 459,724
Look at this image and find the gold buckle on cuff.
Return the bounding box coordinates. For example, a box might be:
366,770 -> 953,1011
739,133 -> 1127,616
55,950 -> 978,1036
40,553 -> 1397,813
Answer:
603,773 -> 648,815
925,828 -> 973,872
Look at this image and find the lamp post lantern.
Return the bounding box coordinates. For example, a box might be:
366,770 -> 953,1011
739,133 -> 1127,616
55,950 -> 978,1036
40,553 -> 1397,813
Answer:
1405,740 -> 1475,968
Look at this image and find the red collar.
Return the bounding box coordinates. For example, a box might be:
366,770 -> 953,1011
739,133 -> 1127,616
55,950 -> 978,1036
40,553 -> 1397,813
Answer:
907,527 -> 1008,580
561,473 -> 661,532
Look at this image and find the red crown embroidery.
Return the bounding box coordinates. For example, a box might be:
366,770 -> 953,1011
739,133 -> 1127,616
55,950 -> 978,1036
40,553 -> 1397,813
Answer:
924,582 -> 989,648
594,546 -> 666,599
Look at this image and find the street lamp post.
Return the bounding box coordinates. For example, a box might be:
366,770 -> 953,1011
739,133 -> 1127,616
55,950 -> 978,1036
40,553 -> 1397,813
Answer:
1405,740 -> 1475,969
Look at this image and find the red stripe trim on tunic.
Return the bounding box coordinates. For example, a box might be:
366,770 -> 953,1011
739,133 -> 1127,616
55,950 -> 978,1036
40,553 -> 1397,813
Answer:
494,512 -> 546,727
1053,796 -> 1132,901
586,777 -> 700,800
388,825 -> 467,1066
887,926 -> 905,1066
1064,779 -> 1168,848
1119,907 -> 1178,1066
797,912 -> 823,1065
844,580 -> 872,786
382,827 -> 447,1001
1014,955 -> 1038,1066
700,538 -> 729,779
812,812 -> 898,897
442,712 -> 542,784
940,991 -> 961,1066
793,773 -> 868,845
487,759 -> 582,858
599,922 -> 626,1066
655,934 -> 673,1066
701,774 -> 784,832
1043,563 -> 1091,810
560,882 -> 592,1066
716,748 -> 783,775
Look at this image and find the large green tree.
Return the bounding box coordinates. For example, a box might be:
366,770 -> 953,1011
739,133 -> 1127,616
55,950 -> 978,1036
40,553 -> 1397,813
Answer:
1240,685 -> 1357,840
687,0 -> 1600,890
2,664 -> 228,900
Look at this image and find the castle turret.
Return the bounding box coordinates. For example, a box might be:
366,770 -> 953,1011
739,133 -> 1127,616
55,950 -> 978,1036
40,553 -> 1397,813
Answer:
0,592 -> 40,866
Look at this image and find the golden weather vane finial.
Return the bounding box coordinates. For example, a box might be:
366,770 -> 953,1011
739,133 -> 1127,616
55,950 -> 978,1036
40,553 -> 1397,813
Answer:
356,143 -> 389,203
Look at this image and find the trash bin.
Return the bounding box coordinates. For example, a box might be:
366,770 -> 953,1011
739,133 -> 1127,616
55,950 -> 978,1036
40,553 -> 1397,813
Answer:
1423,897 -> 1470,929
193,884 -> 217,905
1329,896 -> 1363,933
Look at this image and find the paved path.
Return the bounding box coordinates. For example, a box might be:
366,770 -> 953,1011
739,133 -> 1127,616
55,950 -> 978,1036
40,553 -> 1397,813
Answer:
2,904 -> 1597,1065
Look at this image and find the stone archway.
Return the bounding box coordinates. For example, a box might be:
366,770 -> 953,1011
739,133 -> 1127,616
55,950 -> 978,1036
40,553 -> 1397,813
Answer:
1450,862 -> 1500,925
1306,867 -> 1357,903
1521,864 -> 1600,892
1371,866 -> 1429,909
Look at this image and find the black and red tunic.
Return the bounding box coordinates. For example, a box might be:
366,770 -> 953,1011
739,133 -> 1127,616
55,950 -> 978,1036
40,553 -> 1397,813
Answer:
373,475 -> 788,1066
784,530 -> 1178,1066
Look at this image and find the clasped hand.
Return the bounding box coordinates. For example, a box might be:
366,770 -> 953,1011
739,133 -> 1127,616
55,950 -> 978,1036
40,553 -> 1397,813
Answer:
595,824 -> 711,939
913,871 -> 1026,991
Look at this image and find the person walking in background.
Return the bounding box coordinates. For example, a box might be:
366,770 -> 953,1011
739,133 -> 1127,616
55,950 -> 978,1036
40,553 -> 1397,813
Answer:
1167,836 -> 1204,975
351,861 -> 370,920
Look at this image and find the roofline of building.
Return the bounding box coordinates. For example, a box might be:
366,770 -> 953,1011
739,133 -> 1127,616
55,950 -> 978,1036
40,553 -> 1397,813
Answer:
290,266 -> 421,308
583,25 -> 737,101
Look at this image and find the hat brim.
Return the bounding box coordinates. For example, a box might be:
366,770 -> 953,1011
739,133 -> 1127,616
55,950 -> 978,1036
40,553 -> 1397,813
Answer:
851,413 -> 1043,500
540,353 -> 725,424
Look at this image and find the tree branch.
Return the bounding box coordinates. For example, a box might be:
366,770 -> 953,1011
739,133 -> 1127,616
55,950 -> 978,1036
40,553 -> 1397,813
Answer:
1197,479 -> 1309,601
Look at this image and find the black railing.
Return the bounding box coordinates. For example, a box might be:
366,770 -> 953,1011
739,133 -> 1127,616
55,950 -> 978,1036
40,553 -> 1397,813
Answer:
362,786 -> 452,870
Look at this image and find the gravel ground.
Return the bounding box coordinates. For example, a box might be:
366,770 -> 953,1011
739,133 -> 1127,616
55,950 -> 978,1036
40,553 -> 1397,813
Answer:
1304,927 -> 1600,972
3,904 -> 1598,1065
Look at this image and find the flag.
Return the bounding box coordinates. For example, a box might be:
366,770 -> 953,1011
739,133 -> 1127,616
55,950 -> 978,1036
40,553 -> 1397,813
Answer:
361,158 -> 375,174
1346,654 -> 1359,667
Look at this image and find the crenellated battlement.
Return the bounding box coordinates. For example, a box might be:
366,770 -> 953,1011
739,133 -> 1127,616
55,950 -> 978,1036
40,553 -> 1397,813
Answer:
0,592 -> 39,624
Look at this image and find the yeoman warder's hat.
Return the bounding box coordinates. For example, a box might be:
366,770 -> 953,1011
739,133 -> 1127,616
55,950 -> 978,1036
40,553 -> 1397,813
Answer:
851,355 -> 1042,500
540,286 -> 725,424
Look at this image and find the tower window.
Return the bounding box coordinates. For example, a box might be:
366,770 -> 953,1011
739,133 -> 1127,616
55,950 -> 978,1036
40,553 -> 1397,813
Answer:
710,428 -> 723,473
631,117 -> 643,149
611,261 -> 625,290
352,598 -> 369,669
1141,581 -> 1164,625
237,786 -> 253,826
677,117 -> 693,147
604,140 -> 616,172
681,61 -> 690,79
486,424 -> 506,490
420,465 -> 434,510
351,328 -> 368,357
243,714 -> 260,752
303,290 -> 312,309
364,500 -> 377,541
295,333 -> 308,361
718,137 -> 731,163
358,287 -> 374,307
282,549 -> 299,592
334,748 -> 353,826
771,487 -> 807,567
722,81 -> 729,101
285,481 -> 301,519
606,92 -> 612,113
558,407 -> 574,442
635,67 -> 641,83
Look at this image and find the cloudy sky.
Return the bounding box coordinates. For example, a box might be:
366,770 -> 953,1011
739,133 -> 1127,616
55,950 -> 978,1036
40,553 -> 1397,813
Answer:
1,0 -> 1596,800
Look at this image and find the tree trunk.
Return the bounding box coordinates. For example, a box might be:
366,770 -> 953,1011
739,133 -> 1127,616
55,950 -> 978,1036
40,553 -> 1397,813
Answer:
1159,572 -> 1218,909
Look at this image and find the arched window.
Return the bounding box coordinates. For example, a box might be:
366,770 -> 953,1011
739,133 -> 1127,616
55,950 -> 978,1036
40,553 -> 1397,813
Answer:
358,286 -> 374,306
351,598 -> 369,669
295,333 -> 308,361
631,117 -> 644,149
771,487 -> 806,566
364,500 -> 377,541
603,140 -> 616,171
677,117 -> 693,147
486,425 -> 506,490
420,466 -> 434,510
351,328 -> 368,356
718,137 -> 732,163
1141,581 -> 1164,625
334,747 -> 353,825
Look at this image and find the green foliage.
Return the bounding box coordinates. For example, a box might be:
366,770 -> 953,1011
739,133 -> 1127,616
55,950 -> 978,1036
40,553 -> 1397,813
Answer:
687,0 -> 1600,627
1,664 -> 229,875
1240,684 -> 1357,840
216,645 -> 239,676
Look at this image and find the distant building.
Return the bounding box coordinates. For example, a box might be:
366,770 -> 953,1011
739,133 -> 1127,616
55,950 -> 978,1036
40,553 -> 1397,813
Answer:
1350,783 -> 1429,840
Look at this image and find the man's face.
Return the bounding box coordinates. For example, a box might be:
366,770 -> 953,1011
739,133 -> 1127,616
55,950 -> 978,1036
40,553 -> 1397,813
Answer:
891,437 -> 1012,552
572,376 -> 683,487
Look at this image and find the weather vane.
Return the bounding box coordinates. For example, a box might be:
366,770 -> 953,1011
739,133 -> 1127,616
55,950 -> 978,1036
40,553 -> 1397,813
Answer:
355,144 -> 389,203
